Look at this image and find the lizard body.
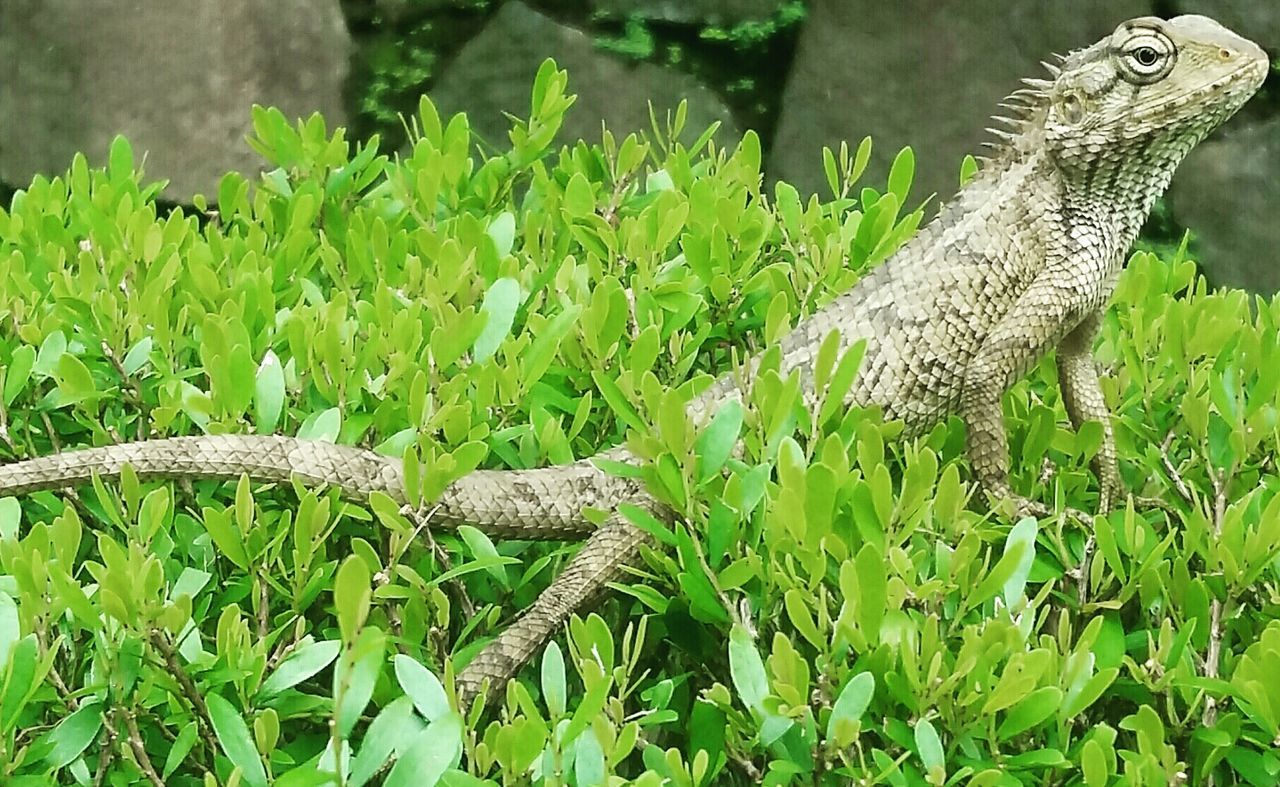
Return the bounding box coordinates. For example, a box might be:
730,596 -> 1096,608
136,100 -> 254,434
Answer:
0,16 -> 1268,704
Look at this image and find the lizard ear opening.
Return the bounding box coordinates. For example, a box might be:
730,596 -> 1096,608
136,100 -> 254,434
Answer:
1057,91 -> 1087,126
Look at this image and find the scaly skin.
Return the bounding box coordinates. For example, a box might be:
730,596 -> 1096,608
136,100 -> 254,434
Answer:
0,16 -> 1268,706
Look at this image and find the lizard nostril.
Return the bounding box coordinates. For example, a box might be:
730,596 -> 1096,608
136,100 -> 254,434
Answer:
1219,48 -> 1233,60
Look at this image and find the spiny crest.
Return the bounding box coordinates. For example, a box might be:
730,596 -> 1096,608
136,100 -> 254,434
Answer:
979,57 -> 1061,157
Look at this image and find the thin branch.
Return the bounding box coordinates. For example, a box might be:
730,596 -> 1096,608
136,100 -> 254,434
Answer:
1202,459 -> 1235,731
150,630 -> 220,757
121,709 -> 166,787
1159,432 -> 1195,504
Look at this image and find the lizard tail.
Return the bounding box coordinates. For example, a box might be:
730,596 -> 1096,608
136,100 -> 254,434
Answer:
0,435 -> 642,539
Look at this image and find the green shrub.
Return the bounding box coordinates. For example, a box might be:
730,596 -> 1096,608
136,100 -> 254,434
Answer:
1,59 -> 1278,785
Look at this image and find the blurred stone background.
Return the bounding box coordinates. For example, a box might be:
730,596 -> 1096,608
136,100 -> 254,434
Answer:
1,0 -> 1276,290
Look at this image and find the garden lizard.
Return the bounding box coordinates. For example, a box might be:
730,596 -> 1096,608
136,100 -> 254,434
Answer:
0,15 -> 1268,705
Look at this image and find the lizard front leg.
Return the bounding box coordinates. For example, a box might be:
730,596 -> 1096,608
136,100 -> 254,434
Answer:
961,275 -> 1091,518
1056,312 -> 1121,513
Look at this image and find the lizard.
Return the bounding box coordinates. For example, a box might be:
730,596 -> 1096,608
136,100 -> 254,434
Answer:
0,15 -> 1268,706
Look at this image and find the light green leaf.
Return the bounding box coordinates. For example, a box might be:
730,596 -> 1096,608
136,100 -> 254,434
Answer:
334,555 -> 372,645
384,713 -> 464,787
997,686 -> 1063,739
695,400 -> 743,482
254,350 -> 285,434
914,718 -> 944,773
728,624 -> 768,714
0,591 -> 17,673
473,277 -> 521,363
334,627 -> 386,738
394,654 -> 450,722
487,211 -> 516,257
350,696 -> 424,787
542,640 -> 567,718
3,344 -> 36,405
826,671 -> 875,745
1002,517 -> 1038,607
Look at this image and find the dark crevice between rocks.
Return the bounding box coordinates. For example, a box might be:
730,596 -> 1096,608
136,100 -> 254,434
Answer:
339,0 -> 803,157
531,1 -> 804,158
340,0 -> 496,151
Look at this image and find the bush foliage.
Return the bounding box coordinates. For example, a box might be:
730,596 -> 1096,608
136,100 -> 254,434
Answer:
1,60 -> 1279,785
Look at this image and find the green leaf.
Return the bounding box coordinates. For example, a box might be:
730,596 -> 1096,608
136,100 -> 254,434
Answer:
542,640 -> 567,718
966,533 -> 1032,613
591,370 -> 646,433
695,399 -> 743,482
298,406 -> 341,442
564,172 -> 595,218
33,330 -> 67,376
522,305 -> 582,386
0,498 -> 17,541
349,697 -> 424,787
384,713 -> 464,787
574,727 -> 606,786
959,154 -> 979,187
1002,517 -> 1038,607
122,336 -> 154,376
42,699 -> 104,769
257,640 -> 342,699
163,722 -> 199,779
457,525 -> 508,587
334,627 -> 386,738
0,591 -> 17,673
3,344 -> 35,406
54,353 -> 95,403
334,555 -> 372,645
0,634 -> 38,732
914,718 -> 944,773
854,543 -> 887,643
827,671 -> 875,746
206,693 -> 269,787
393,654 -> 450,722
729,624 -> 769,714
473,277 -> 521,363
487,211 -> 517,257
201,507 -> 249,570
887,146 -> 915,205
108,135 -> 134,181
997,686 -> 1063,739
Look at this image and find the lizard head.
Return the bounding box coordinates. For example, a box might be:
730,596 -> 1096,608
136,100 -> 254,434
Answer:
1041,15 -> 1268,183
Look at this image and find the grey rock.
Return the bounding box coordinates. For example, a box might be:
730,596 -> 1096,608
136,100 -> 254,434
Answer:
590,0 -> 778,25
429,2 -> 738,153
0,0 -> 351,202
769,0 -> 1151,208
1168,116 -> 1280,293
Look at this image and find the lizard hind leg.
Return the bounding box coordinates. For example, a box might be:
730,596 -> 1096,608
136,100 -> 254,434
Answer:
454,498 -> 663,707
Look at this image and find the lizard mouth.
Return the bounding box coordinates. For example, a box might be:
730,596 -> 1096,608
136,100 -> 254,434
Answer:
1130,57 -> 1269,121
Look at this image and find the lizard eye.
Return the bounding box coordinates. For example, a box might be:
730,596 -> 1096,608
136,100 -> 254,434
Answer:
1132,46 -> 1159,66
1116,30 -> 1176,84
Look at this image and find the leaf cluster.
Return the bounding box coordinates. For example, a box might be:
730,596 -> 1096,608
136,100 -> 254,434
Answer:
0,59 -> 1278,786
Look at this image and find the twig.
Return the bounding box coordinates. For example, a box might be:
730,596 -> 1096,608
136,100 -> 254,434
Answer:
257,569 -> 270,642
1159,432 -> 1195,504
150,630 -> 220,757
121,709 -> 166,787
1202,460 -> 1235,731
396,504 -> 477,622
92,719 -> 118,787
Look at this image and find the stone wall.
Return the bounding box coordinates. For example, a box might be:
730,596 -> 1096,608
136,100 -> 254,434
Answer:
1,1 -> 1276,290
